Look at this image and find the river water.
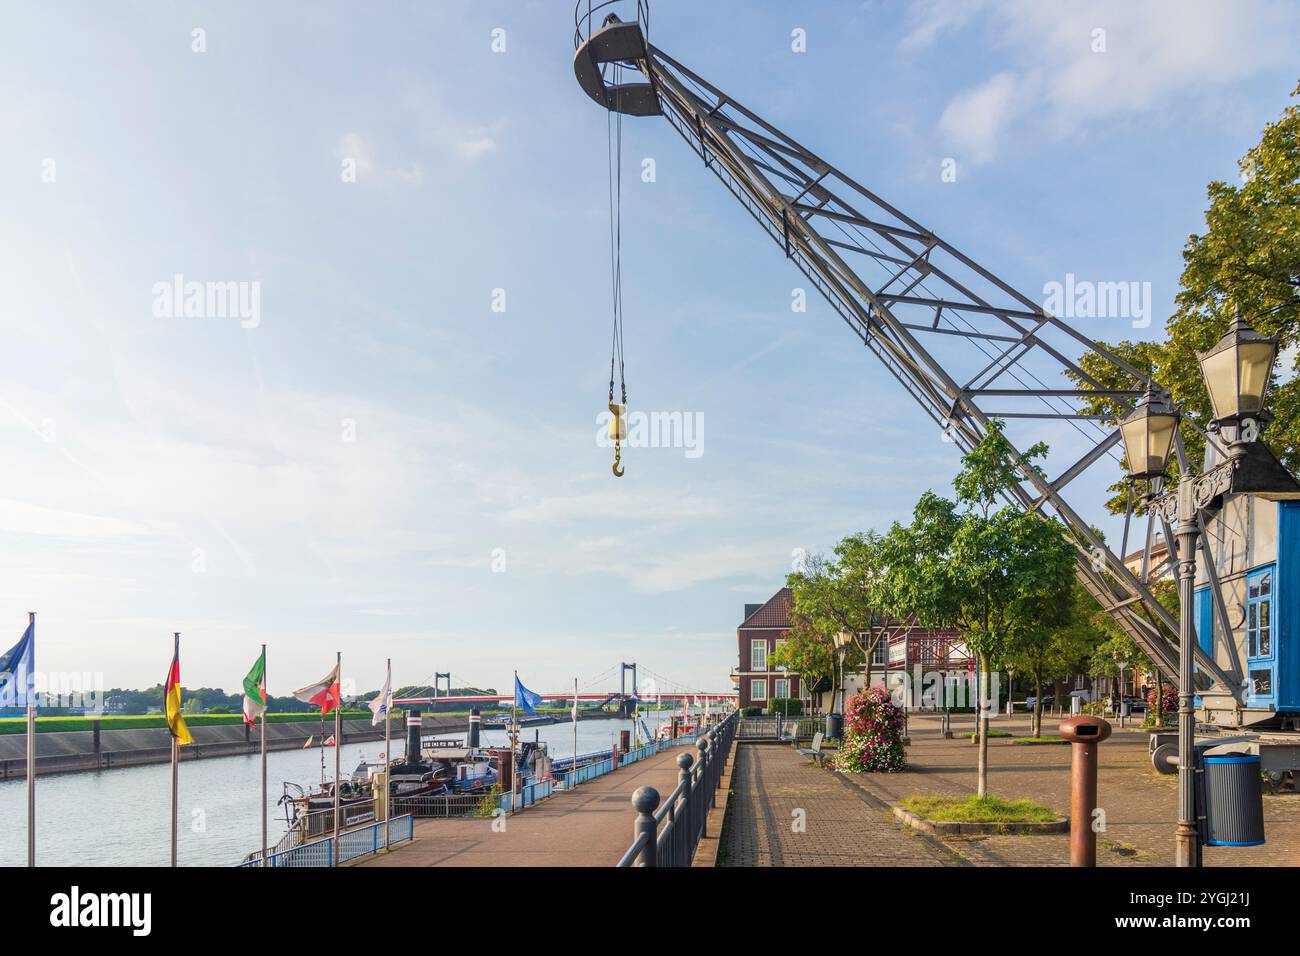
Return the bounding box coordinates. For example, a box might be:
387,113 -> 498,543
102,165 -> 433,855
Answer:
0,710 -> 678,867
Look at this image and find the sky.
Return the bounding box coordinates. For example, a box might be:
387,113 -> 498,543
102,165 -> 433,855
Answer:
0,0 -> 1297,700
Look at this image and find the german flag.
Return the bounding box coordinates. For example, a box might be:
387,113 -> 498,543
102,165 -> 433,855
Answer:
165,634 -> 194,746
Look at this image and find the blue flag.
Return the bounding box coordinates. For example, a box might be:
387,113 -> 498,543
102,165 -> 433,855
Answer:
0,620 -> 34,709
514,675 -> 542,716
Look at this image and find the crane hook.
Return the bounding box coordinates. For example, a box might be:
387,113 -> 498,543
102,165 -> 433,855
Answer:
608,401 -> 627,478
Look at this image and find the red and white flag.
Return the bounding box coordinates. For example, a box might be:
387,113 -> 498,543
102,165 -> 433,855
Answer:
293,663 -> 340,715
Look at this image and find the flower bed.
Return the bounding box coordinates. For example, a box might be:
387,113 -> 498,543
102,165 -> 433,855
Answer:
834,686 -> 906,773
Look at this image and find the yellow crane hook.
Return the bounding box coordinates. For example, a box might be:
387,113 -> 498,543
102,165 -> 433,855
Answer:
608,401 -> 627,478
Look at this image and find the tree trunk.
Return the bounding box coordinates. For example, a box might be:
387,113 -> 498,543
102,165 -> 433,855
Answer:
1154,669 -> 1164,729
976,651 -> 989,798
1032,673 -> 1043,739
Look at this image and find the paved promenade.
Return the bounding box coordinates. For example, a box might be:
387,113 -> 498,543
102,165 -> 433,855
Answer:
360,745 -> 695,867
718,715 -> 1300,867
718,744 -> 956,866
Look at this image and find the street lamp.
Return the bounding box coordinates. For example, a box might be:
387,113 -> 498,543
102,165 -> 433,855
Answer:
830,630 -> 852,739
1196,305 -> 1279,450
1119,384 -> 1178,480
1137,305 -> 1281,868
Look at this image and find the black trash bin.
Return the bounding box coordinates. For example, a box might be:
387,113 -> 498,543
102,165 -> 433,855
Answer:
1201,753 -> 1265,847
826,713 -> 843,741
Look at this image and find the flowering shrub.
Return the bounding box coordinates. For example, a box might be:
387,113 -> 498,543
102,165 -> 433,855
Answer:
834,686 -> 906,773
1148,684 -> 1178,714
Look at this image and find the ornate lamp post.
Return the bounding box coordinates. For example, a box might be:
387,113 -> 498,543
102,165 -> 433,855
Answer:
830,629 -> 852,739
1128,307 -> 1281,867
1196,306 -> 1279,455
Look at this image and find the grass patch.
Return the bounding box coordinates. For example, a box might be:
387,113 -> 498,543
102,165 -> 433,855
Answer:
1011,736 -> 1069,745
901,794 -> 1059,824
966,730 -> 1014,740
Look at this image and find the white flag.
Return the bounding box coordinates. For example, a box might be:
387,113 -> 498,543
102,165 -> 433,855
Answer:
369,661 -> 392,727
571,691 -> 579,724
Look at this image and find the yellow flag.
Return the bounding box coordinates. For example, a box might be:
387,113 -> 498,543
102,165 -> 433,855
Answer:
165,636 -> 194,746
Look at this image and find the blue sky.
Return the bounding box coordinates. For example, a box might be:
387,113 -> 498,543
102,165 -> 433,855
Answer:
1,0 -> 1297,699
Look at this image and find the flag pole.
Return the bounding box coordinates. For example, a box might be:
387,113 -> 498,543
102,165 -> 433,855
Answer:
170,631 -> 180,868
333,650 -> 341,865
260,643 -> 267,868
26,610 -> 35,868
572,677 -> 578,787
511,670 -> 519,813
383,656 -> 391,853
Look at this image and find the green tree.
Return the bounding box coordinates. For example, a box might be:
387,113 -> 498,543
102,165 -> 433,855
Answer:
1074,82 -> 1300,511
1005,581 -> 1100,737
893,422 -> 1077,796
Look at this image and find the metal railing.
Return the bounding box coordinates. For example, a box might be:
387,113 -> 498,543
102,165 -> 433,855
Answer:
573,0 -> 651,51
737,714 -> 824,741
392,792 -> 483,818
616,712 -> 738,867
238,814 -> 413,867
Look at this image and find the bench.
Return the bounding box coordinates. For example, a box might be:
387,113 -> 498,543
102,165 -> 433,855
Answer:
795,731 -> 826,767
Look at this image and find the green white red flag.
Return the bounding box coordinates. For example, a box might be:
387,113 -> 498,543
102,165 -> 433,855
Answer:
242,649 -> 267,725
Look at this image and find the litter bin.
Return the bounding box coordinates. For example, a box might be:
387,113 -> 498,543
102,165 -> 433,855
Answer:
826,713 -> 843,741
1200,753 -> 1265,847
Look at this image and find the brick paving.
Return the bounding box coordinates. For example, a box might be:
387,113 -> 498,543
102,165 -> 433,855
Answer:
836,714 -> 1300,867
717,714 -> 1300,867
718,743 -> 958,866
359,745 -> 695,867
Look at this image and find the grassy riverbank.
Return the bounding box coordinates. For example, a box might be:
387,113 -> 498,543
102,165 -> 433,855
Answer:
0,711 -> 379,734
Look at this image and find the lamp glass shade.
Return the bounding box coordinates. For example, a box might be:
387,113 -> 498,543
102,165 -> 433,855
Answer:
1119,401 -> 1177,478
833,630 -> 852,649
1197,327 -> 1278,422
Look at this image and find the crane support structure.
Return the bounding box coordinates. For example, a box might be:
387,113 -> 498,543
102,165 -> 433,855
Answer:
573,5 -> 1237,697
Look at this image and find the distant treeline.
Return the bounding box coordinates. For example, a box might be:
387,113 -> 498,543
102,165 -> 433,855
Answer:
24,683 -> 501,717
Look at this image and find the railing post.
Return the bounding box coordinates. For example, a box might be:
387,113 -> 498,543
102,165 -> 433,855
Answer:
632,786 -> 660,867
677,751 -> 694,865
696,736 -> 711,836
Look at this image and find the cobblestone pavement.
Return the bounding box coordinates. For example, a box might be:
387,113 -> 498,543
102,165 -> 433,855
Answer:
718,743 -> 958,866
360,745 -> 692,867
838,714 -> 1300,867
718,715 -> 1300,866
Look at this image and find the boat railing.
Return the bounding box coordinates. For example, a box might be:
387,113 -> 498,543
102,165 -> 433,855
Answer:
392,791 -> 483,819
237,813 -> 413,868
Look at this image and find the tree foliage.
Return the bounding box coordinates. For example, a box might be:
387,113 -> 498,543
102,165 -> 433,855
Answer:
1074,82 -> 1300,511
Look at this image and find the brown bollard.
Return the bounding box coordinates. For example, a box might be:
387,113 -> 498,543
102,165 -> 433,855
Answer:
1058,715 -> 1112,866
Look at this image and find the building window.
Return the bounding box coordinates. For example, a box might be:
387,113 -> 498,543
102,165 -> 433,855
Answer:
1247,569 -> 1273,658
774,638 -> 787,671
774,678 -> 790,699
751,679 -> 767,701
872,638 -> 888,667
751,639 -> 768,671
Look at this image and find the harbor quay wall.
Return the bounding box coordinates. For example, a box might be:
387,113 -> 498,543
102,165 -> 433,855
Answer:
0,713 -> 471,780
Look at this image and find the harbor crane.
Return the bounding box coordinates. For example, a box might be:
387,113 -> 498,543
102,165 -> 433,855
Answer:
571,0 -> 1300,832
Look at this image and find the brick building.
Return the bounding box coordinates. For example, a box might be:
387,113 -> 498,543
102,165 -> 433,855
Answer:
736,586 -> 975,712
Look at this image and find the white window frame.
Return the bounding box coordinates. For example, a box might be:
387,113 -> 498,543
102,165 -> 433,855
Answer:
750,639 -> 768,671
773,638 -> 788,671
872,637 -> 888,667
773,678 -> 790,700
751,678 -> 767,702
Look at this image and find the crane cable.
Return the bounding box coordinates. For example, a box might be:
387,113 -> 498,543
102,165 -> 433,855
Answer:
606,60 -> 628,477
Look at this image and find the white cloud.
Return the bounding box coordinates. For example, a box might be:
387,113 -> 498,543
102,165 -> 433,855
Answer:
919,0 -> 1299,163
455,136 -> 497,160
938,72 -> 1021,165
